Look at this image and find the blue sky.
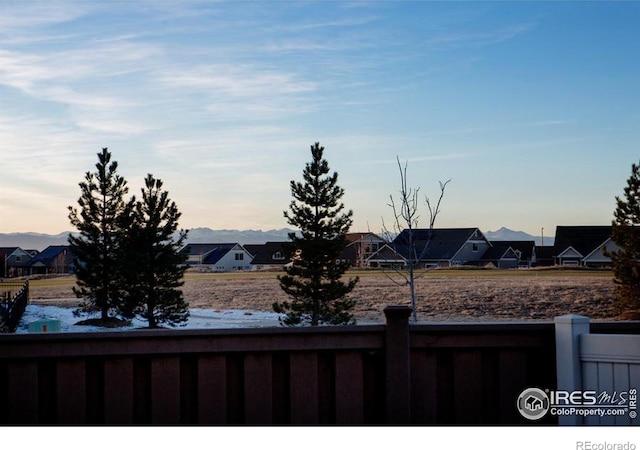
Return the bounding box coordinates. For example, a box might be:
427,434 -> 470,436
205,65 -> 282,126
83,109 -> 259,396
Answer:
1,1 -> 638,237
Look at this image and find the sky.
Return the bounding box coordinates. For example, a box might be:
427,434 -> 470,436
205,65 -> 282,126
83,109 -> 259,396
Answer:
1,0 -> 639,238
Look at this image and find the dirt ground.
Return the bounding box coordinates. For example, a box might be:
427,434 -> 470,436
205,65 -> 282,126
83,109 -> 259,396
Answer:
26,268 -> 626,322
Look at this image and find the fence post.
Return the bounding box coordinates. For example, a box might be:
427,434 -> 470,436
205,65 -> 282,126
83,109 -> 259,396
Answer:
554,314 -> 590,426
384,305 -> 412,424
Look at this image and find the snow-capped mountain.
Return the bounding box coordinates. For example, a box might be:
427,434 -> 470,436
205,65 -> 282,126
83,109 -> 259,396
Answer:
0,228 -> 296,251
484,227 -> 553,246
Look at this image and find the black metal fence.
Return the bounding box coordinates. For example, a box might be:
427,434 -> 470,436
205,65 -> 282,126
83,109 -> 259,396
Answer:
0,281 -> 29,333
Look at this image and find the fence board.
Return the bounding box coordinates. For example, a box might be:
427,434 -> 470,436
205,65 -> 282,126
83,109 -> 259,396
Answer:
335,352 -> 363,424
197,354 -> 227,424
582,361 -> 598,426
7,361 -> 38,424
56,359 -> 86,424
104,357 -> 134,424
613,364 -> 631,426
244,353 -> 273,424
151,356 -> 181,424
410,350 -> 437,424
498,349 -> 527,424
630,364 -> 640,426
290,352 -> 319,424
597,362 -> 615,425
581,334 -> 640,363
452,350 -> 483,424
271,353 -> 290,424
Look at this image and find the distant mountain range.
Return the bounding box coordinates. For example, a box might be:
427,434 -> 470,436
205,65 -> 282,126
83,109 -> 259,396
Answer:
182,228 -> 296,245
484,227 -> 553,246
0,226 -> 552,251
0,228 -> 297,251
0,232 -> 75,252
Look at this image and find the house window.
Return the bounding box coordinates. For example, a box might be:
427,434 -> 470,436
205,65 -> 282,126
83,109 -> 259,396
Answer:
364,243 -> 380,253
472,243 -> 479,252
273,252 -> 284,260
235,253 -> 244,261
15,256 -> 22,263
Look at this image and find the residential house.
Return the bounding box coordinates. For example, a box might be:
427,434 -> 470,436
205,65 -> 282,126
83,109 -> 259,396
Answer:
481,241 -> 537,268
29,245 -> 75,275
367,228 -> 492,268
533,246 -> 555,267
345,232 -> 388,268
0,247 -> 35,277
245,242 -> 289,271
180,243 -> 253,272
553,226 -> 613,267
246,239 -> 359,270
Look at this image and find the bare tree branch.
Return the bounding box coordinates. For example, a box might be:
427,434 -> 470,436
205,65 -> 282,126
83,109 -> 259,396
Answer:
378,157 -> 450,322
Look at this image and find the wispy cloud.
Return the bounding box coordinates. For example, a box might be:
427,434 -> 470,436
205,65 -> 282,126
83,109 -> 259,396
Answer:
160,64 -> 315,97
0,3 -> 88,31
425,22 -> 537,49
152,126 -> 306,173
363,153 -> 476,166
0,40 -> 162,106
269,15 -> 380,33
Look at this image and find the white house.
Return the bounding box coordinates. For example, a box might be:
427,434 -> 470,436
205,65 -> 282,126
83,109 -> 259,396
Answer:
179,243 -> 253,272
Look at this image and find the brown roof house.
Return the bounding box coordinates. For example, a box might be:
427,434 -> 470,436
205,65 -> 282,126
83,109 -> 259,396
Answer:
344,232 -> 388,268
29,245 -> 75,275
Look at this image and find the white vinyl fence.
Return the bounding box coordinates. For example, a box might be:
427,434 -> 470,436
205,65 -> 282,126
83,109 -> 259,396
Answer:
555,314 -> 640,426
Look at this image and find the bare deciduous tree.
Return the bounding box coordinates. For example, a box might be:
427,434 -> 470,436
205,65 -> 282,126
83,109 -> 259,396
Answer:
381,157 -> 450,322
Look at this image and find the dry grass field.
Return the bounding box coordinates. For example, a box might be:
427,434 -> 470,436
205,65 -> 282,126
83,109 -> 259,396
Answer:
25,267 -> 624,322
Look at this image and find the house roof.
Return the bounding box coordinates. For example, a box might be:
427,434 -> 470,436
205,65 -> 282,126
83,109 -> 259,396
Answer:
244,242 -> 289,265
553,226 -> 612,258
535,246 -> 555,260
180,243 -> 247,265
481,243 -> 517,261
391,228 -> 484,261
366,244 -> 403,262
180,243 -> 228,256
345,232 -> 387,244
30,245 -> 73,266
488,240 -> 535,260
0,247 -> 20,258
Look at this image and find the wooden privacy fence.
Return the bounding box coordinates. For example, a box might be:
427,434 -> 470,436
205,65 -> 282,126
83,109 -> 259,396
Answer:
555,314 -> 640,426
0,280 -> 29,333
0,306 -> 637,425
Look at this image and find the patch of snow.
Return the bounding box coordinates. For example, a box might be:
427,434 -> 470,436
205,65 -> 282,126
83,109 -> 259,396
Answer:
16,304 -> 285,333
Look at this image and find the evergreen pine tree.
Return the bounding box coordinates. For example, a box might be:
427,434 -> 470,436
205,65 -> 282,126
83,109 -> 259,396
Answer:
68,148 -> 129,322
120,174 -> 189,328
273,142 -> 359,326
609,160 -> 640,313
